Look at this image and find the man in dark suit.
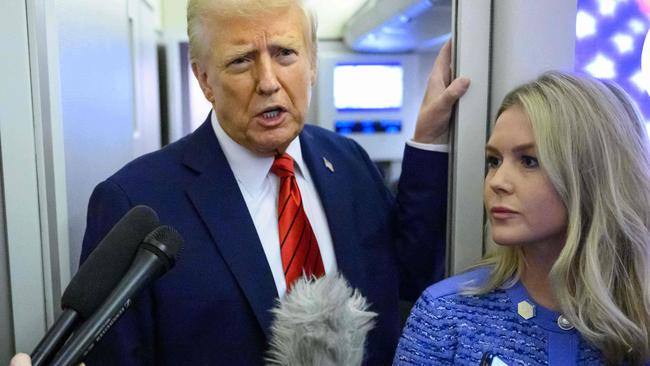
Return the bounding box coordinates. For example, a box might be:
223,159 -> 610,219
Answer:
77,0 -> 470,365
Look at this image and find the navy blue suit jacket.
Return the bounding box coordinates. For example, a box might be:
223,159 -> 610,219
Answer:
80,118 -> 447,365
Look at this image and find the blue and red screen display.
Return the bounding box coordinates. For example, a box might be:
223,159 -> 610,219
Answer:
576,0 -> 650,128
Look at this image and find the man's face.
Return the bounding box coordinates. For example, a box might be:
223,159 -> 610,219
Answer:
193,5 -> 316,155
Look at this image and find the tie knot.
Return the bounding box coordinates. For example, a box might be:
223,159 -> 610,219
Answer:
271,153 -> 295,178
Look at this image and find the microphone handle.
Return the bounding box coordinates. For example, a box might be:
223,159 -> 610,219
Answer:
49,249 -> 165,366
30,310 -> 79,366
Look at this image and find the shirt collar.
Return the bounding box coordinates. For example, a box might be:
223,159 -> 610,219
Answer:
210,110 -> 310,198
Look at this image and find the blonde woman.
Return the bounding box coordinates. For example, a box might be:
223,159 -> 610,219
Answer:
394,72 -> 650,365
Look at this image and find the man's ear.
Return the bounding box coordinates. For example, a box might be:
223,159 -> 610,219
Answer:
310,61 -> 317,86
191,62 -> 214,103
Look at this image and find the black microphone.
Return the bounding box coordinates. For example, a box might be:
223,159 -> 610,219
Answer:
30,205 -> 159,366
49,225 -> 183,366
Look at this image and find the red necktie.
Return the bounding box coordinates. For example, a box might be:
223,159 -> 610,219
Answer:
271,153 -> 325,289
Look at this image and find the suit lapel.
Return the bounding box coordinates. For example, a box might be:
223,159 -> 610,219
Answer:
182,119 -> 277,339
299,127 -> 365,285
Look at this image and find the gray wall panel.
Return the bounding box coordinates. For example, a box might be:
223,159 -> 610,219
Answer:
57,0 -> 135,272
1,0 -> 49,352
0,159 -> 13,366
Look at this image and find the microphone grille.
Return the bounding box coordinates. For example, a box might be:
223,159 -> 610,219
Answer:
143,225 -> 184,261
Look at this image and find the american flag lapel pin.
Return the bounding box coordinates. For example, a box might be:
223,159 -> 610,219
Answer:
323,157 -> 334,173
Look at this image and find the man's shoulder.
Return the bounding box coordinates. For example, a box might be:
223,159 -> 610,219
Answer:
300,124 -> 374,170
108,131 -> 195,184
302,123 -> 341,137
302,123 -> 354,145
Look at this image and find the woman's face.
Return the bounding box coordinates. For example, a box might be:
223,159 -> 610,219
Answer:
484,106 -> 568,252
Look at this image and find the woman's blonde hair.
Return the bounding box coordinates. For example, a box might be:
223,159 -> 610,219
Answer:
186,0 -> 318,65
475,71 -> 650,364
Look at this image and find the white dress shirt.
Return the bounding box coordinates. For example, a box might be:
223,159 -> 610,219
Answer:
406,139 -> 449,152
211,111 -> 337,298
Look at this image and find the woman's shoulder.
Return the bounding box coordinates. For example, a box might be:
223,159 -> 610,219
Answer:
395,267 -> 510,365
420,266 -> 492,301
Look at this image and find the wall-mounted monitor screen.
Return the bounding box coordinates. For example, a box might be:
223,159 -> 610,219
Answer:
333,63 -> 403,111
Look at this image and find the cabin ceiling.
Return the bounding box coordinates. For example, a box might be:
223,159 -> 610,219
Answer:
159,0 -> 370,41
310,0 -> 367,39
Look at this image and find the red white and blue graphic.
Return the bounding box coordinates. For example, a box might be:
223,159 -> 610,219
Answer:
576,0 -> 650,128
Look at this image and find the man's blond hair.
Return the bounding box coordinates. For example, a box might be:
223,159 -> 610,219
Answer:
186,0 -> 318,65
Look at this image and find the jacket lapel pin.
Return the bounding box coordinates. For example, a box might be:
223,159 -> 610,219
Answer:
323,157 -> 334,173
